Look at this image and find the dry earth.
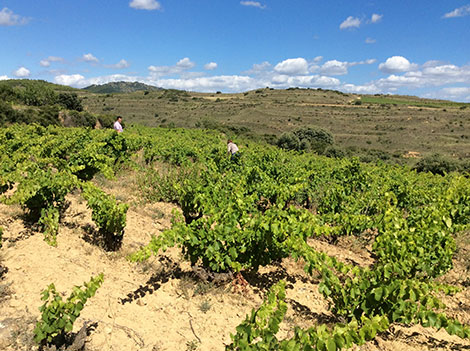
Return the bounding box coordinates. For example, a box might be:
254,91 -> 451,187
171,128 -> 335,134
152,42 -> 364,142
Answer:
0,181 -> 470,350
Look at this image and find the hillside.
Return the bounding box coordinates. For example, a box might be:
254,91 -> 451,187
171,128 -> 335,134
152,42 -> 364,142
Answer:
1,79 -> 469,164
83,81 -> 162,94
80,87 -> 470,161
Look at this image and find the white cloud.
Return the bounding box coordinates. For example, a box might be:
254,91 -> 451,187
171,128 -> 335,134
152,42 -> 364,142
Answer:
104,59 -> 130,69
0,75 -> 9,80
271,74 -> 340,88
274,58 -> 309,75
40,56 -> 64,67
13,67 -> 30,78
365,37 -> 376,44
443,5 -> 470,18
313,56 -> 323,63
340,16 -> 361,29
176,57 -> 195,69
243,61 -> 272,75
370,13 -> 383,23
82,53 -> 99,63
0,7 -> 29,26
320,59 -> 376,76
379,56 -> 417,73
204,62 -> 218,70
426,87 -> 470,102
129,0 -> 161,10
54,74 -> 85,86
148,57 -> 196,77
321,60 -> 350,76
240,1 -> 266,9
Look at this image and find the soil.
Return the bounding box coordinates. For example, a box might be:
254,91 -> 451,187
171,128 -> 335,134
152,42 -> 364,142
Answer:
0,186 -> 469,350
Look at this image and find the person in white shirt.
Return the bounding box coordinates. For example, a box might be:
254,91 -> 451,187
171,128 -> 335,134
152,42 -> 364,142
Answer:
113,116 -> 123,133
227,139 -> 240,162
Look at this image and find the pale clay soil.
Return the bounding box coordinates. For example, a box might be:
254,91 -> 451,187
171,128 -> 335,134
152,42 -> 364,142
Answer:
0,180 -> 469,351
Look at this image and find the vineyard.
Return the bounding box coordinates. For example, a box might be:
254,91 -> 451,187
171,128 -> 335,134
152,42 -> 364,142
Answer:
0,124 -> 470,350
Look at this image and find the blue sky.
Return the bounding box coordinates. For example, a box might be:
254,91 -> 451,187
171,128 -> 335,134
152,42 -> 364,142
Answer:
1,1 -> 470,101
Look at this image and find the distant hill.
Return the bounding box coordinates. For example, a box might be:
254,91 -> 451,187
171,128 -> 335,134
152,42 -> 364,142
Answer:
83,81 -> 162,94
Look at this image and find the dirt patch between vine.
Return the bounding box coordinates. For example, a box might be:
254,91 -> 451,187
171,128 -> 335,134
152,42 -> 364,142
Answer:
0,196 -> 469,350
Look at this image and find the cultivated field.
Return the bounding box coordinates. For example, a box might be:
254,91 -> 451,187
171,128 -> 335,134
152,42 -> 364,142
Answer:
0,125 -> 469,350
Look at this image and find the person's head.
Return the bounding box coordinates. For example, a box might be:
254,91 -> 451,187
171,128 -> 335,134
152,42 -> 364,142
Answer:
227,139 -> 232,144
116,116 -> 122,122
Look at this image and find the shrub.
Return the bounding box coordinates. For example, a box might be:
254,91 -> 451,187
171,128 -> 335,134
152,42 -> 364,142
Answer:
34,274 -> 104,346
81,182 -> 129,250
57,92 -> 83,111
324,146 -> 345,158
97,114 -> 115,128
414,154 -> 459,175
63,110 -> 96,128
277,127 -> 333,154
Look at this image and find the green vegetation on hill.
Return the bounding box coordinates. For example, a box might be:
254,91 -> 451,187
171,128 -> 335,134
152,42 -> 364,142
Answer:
0,79 -> 117,128
81,86 -> 470,163
1,79 -> 469,168
83,81 -> 162,94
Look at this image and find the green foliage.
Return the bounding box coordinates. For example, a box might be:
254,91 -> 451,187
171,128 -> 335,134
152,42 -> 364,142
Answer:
38,207 -> 60,246
62,110 -> 96,128
81,182 -> 129,248
57,92 -> 83,111
227,281 -> 391,351
33,274 -> 104,346
227,281 -> 287,350
277,127 -> 333,154
97,114 -> 116,128
414,153 -> 459,175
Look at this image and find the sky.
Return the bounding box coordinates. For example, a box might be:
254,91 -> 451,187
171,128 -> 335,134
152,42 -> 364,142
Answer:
1,1 -> 470,101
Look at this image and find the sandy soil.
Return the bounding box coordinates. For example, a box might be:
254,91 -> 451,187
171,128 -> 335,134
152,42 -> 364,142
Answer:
0,187 -> 469,351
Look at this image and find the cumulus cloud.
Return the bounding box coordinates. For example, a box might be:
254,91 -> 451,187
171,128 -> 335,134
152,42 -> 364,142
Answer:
104,59 -> 130,69
13,67 -> 30,77
204,62 -> 218,70
82,53 -> 99,63
370,13 -> 383,23
129,0 -> 161,10
176,57 -> 196,69
320,59 -> 376,76
0,75 -> 9,80
40,56 -> 64,67
274,58 -> 309,75
240,1 -> 266,9
0,7 -> 29,26
340,16 -> 361,29
243,61 -> 272,75
54,74 -> 85,86
443,5 -> 470,18
148,57 -> 196,77
379,56 -> 417,73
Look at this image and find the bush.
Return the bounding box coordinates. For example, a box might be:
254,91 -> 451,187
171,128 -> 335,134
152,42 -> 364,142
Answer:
34,274 -> 103,346
324,146 -> 345,158
81,182 -> 129,250
277,127 -> 333,154
57,92 -> 83,111
63,110 -> 96,128
414,154 -> 459,175
97,114 -> 115,129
